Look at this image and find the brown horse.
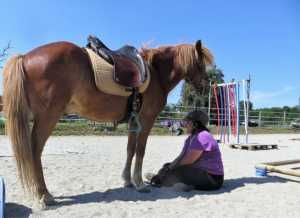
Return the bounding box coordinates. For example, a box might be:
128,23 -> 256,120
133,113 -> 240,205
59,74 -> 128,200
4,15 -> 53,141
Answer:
3,40 -> 213,208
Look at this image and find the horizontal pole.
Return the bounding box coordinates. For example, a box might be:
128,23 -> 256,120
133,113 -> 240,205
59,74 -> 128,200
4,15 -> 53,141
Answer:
258,159 -> 300,166
256,164 -> 300,177
210,80 -> 250,87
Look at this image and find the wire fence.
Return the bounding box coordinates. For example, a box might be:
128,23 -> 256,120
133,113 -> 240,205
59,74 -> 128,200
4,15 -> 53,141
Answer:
160,106 -> 300,128
1,105 -> 300,128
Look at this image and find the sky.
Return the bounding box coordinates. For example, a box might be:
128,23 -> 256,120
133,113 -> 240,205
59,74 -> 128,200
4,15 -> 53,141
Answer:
0,0 -> 299,108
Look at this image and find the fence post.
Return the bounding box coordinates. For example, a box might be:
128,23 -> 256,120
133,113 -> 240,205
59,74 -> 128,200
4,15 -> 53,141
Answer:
283,111 -> 286,126
258,111 -> 262,127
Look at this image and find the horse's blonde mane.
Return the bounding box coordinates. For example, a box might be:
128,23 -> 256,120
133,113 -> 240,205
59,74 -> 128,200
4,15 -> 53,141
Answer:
141,43 -> 214,73
175,44 -> 214,73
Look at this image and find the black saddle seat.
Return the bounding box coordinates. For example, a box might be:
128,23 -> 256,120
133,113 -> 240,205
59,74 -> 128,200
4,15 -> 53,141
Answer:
87,35 -> 147,88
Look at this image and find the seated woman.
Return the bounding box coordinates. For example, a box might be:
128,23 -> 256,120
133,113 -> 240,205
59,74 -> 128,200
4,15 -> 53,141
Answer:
146,110 -> 224,191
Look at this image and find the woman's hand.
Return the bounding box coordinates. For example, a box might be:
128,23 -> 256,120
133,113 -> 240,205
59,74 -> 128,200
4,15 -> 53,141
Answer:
179,149 -> 203,165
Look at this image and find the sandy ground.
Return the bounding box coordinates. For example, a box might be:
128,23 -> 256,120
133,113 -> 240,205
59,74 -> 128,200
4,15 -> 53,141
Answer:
1,134 -> 300,218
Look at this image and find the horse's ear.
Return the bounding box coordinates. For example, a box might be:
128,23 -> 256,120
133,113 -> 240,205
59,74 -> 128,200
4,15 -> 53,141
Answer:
195,40 -> 203,57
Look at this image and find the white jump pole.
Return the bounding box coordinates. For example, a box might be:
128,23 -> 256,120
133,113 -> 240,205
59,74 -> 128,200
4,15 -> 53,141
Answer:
0,177 -> 4,218
242,80 -> 249,144
226,84 -> 231,143
207,81 -> 212,127
246,76 -> 251,144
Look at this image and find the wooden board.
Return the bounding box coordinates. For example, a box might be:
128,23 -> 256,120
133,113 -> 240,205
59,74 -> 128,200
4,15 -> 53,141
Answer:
258,159 -> 300,166
255,160 -> 300,177
229,143 -> 278,150
0,177 -> 4,218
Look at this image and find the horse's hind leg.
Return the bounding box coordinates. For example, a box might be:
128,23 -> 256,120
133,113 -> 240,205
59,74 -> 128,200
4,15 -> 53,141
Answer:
31,111 -> 62,208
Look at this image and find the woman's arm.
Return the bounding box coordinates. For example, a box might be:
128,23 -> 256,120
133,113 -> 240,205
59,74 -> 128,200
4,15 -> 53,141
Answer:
166,149 -> 203,171
167,155 -> 182,170
179,149 -> 203,165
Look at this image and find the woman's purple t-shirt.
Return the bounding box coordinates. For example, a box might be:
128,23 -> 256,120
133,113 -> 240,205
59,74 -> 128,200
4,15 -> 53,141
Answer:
182,131 -> 224,175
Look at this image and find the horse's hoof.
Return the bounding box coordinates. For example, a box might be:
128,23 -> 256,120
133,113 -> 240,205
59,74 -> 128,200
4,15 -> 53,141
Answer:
136,185 -> 151,193
33,200 -> 47,211
123,181 -> 134,188
34,193 -> 56,210
43,193 -> 56,205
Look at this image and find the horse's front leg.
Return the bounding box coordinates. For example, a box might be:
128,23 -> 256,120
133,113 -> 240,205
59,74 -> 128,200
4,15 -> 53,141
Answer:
122,132 -> 137,187
132,117 -> 155,192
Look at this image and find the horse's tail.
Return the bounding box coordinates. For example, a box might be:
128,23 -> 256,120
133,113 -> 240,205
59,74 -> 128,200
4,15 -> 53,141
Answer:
3,55 -> 37,194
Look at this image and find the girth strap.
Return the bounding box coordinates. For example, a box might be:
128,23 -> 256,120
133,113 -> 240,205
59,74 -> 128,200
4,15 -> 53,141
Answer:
118,88 -> 143,133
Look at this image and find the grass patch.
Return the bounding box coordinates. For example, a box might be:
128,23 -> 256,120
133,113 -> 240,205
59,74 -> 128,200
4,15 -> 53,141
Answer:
0,122 -> 299,136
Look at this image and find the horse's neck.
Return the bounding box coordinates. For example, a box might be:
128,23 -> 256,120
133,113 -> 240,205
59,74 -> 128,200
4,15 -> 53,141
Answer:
153,48 -> 184,95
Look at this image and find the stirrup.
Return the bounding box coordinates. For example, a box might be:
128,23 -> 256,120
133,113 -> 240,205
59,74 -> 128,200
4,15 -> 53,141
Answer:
128,112 -> 142,133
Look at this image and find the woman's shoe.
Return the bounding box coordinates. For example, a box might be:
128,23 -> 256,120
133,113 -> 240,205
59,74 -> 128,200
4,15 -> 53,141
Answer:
144,172 -> 156,182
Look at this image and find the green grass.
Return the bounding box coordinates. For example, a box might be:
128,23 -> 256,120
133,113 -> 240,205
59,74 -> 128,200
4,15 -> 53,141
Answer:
0,121 -> 299,136
0,122 -> 171,136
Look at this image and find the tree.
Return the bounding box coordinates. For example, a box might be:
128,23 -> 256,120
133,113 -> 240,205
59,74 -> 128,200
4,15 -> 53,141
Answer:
207,65 -> 224,83
0,42 -> 11,111
180,65 -> 225,108
239,100 -> 253,111
0,42 -> 11,68
250,105 -> 300,124
180,82 -> 200,107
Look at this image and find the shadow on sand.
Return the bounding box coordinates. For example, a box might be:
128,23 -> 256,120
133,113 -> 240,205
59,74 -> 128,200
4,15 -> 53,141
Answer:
5,202 -> 32,218
51,175 -> 299,209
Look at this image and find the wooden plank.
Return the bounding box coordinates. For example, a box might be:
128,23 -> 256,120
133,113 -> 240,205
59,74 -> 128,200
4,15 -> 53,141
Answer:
256,159 -> 300,177
256,164 -> 300,177
229,143 -> 278,150
290,138 -> 300,141
260,159 -> 300,166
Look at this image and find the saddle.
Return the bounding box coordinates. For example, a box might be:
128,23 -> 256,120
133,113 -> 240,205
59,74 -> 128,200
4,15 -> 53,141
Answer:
86,35 -> 150,131
87,35 -> 147,88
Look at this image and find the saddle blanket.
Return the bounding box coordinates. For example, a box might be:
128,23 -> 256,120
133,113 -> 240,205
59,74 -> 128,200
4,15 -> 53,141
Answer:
85,48 -> 150,97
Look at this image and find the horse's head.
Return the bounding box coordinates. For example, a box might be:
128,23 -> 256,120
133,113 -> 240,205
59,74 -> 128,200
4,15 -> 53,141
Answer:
140,42 -> 214,95
182,40 -> 214,93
